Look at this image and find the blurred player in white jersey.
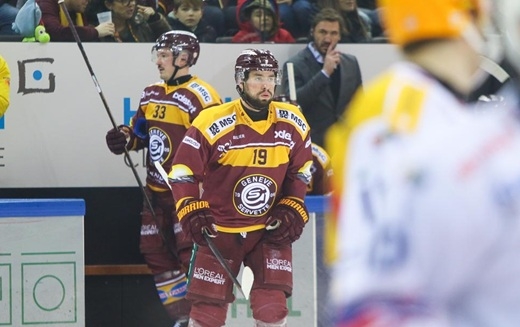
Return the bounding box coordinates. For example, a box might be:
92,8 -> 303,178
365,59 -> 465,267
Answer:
325,0 -> 520,326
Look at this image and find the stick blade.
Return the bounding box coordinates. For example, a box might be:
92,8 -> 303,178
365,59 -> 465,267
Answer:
241,266 -> 254,300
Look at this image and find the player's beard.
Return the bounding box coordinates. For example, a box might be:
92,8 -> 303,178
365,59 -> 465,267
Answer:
243,90 -> 273,111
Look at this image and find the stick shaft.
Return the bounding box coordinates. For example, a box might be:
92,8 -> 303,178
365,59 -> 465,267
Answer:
286,62 -> 297,102
204,233 -> 246,298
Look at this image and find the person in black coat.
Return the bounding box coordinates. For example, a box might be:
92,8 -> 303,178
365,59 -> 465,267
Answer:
281,8 -> 363,146
167,0 -> 217,42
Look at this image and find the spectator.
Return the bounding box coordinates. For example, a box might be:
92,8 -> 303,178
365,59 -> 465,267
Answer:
274,0 -> 298,38
167,0 -> 217,42
335,0 -> 371,43
38,0 -> 114,41
281,7 -> 362,146
168,48 -> 312,327
233,0 -> 294,43
0,0 -> 19,35
89,0 -> 171,42
0,55 -> 10,118
292,0 -> 380,40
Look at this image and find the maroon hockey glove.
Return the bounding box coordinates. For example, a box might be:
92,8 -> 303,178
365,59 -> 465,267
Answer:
265,197 -> 309,245
177,199 -> 217,246
106,126 -> 130,155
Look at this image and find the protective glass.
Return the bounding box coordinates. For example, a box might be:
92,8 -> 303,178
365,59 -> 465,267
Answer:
248,75 -> 277,85
151,49 -> 173,63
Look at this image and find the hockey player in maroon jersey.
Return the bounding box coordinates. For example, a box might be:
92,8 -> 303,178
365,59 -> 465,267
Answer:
168,49 -> 313,327
105,30 -> 222,326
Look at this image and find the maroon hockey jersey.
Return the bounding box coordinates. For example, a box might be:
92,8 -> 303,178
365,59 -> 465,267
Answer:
127,76 -> 222,192
169,99 -> 313,233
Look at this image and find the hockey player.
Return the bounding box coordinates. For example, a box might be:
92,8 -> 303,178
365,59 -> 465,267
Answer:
105,30 -> 222,326
327,0 -> 520,325
168,49 -> 313,327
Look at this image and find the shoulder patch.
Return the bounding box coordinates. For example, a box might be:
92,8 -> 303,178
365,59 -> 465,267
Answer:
206,112 -> 237,139
276,108 -> 308,134
188,81 -> 213,105
182,135 -> 201,149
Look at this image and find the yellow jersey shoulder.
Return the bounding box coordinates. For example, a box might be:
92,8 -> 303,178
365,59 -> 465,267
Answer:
192,100 -> 237,142
272,101 -> 310,137
187,77 -> 222,107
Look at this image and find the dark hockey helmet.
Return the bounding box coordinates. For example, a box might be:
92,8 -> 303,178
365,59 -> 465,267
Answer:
152,30 -> 200,66
235,49 -> 282,85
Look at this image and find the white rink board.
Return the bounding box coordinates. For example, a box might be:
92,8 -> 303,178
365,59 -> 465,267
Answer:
0,207 -> 85,326
225,213 -> 317,326
0,42 -> 401,188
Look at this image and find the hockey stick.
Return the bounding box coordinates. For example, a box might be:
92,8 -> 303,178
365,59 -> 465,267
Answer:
203,233 -> 249,300
57,0 -> 177,259
286,62 -> 297,103
154,161 -> 254,300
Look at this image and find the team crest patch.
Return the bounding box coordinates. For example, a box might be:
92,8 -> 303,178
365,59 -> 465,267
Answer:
233,174 -> 277,217
149,127 -> 172,164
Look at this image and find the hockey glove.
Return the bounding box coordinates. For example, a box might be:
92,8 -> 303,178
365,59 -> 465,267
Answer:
106,125 -> 130,155
177,199 -> 217,246
265,197 -> 309,245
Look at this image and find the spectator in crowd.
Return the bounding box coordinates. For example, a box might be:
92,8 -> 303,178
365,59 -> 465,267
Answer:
88,0 -> 171,42
282,7 -> 362,146
0,0 -> 19,35
167,0 -> 217,42
335,0 -> 371,42
168,48 -> 312,327
158,0 -> 231,38
233,0 -> 295,43
0,55 -> 10,118
292,0 -> 380,41
274,0 -> 298,38
190,0 -> 237,37
38,0 -> 114,41
105,31 -> 222,326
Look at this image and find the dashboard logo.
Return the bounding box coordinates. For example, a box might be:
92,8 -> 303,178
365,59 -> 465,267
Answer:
17,58 -> 56,95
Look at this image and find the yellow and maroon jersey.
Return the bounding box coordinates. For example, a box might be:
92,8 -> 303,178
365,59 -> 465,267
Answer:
128,76 -> 222,192
169,99 -> 313,233
0,56 -> 10,117
307,143 -> 333,195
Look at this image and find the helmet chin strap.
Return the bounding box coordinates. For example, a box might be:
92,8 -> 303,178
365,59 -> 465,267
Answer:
167,59 -> 189,84
236,84 -> 272,111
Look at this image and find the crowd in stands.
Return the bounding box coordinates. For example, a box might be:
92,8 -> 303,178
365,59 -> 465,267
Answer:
0,0 -> 384,42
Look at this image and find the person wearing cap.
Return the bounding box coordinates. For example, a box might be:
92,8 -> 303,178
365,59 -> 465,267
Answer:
323,0 -> 520,326
232,0 -> 295,42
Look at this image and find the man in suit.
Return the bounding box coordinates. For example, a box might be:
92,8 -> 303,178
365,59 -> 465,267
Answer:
281,7 -> 362,147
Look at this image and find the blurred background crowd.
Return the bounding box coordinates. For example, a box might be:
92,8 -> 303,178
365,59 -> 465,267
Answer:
0,0 -> 385,43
